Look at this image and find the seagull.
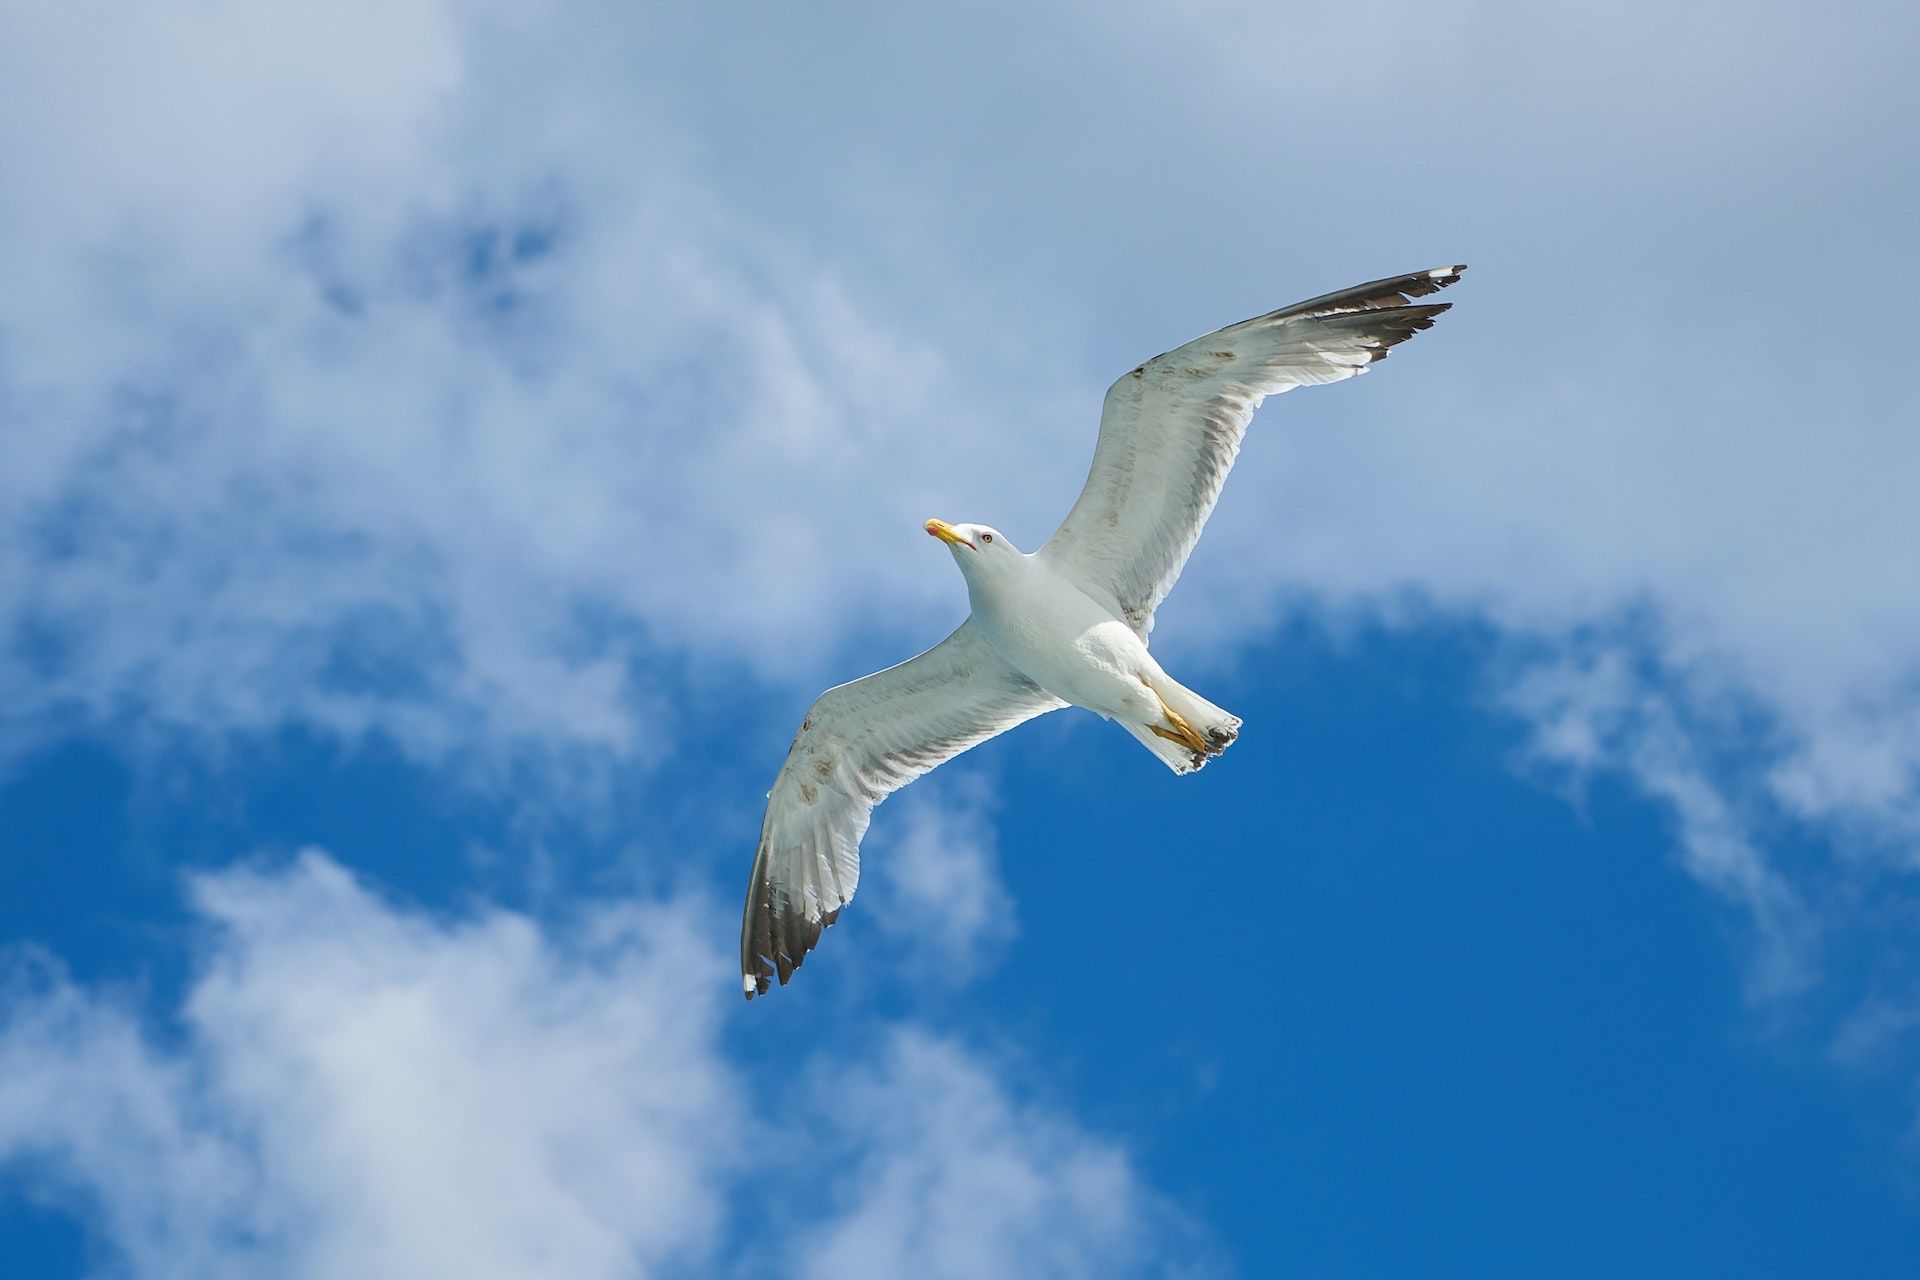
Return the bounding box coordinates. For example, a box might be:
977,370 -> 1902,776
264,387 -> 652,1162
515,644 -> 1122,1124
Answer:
741,266 -> 1465,998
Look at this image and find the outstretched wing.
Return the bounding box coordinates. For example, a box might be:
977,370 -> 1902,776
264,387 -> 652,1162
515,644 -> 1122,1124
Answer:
1040,266 -> 1465,634
741,620 -> 1064,998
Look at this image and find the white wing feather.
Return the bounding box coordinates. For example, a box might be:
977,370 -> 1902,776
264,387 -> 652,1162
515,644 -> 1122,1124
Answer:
1040,266 -> 1465,634
741,620 -> 1063,997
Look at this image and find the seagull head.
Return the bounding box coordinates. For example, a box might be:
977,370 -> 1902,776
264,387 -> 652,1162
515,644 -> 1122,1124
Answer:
924,519 -> 1019,578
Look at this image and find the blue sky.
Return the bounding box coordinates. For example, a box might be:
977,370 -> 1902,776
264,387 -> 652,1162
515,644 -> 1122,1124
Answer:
3,2 -> 1919,1276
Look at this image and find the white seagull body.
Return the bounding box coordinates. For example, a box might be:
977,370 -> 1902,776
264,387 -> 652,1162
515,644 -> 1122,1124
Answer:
742,266 -> 1465,998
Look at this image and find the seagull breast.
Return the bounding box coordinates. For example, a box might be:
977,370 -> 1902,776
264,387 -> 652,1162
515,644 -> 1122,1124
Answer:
965,553 -> 1153,722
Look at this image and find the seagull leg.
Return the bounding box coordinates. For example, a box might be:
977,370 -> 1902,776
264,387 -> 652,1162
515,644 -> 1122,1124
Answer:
1147,689 -> 1210,756
1148,721 -> 1207,751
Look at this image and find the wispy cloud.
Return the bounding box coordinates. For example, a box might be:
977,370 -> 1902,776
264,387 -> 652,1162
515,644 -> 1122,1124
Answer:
864,775 -> 1018,987
794,1029 -> 1207,1280
1504,649 -> 1816,996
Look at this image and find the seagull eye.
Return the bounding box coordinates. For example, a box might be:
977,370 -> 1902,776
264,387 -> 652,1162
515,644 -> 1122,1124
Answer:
981,533 -> 993,544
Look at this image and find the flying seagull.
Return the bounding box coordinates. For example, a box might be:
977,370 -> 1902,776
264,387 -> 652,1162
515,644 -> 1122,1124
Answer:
741,266 -> 1465,998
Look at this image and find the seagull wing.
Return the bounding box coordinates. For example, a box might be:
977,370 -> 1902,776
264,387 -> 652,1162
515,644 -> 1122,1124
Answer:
1039,266 -> 1464,634
741,619 -> 1064,998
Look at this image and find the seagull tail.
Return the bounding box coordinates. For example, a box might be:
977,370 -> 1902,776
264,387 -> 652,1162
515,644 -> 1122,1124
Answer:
1124,677 -> 1242,775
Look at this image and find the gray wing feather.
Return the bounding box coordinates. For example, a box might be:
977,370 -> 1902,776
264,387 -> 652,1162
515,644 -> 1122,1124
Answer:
1039,266 -> 1465,634
741,620 -> 1063,998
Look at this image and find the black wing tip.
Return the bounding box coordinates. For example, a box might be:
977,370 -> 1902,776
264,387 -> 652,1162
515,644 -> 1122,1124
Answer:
1376,265 -> 1466,303
1321,300 -> 1454,364
1345,264 -> 1467,306
1414,264 -> 1467,294
740,904 -> 842,1001
1273,264 -> 1468,323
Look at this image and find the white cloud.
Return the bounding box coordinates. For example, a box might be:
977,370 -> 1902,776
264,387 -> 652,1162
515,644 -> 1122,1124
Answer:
0,1 -> 1071,775
865,775 -> 1017,985
0,853 -> 738,1279
1503,649 -> 1816,996
0,967 -> 257,1277
0,853 -> 1197,1279
795,1030 -> 1205,1280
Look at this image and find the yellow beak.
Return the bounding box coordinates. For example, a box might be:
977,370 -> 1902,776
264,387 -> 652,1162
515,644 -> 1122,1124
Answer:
924,518 -> 974,550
